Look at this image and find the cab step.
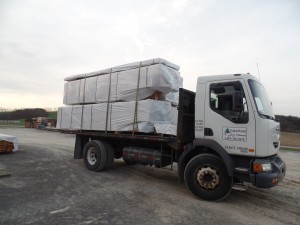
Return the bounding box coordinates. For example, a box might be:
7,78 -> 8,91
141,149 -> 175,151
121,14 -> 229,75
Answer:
232,183 -> 248,191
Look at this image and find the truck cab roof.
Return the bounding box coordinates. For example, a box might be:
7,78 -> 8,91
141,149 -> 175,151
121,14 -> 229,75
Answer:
197,73 -> 259,84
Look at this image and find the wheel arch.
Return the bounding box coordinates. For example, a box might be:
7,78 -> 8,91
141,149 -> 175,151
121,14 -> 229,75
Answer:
178,139 -> 233,183
74,135 -> 115,159
74,134 -> 89,159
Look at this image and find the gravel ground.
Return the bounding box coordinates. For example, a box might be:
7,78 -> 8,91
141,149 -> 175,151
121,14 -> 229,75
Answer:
0,128 -> 299,225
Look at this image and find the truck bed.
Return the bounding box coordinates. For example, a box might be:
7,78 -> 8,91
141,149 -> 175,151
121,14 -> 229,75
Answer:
60,88 -> 195,160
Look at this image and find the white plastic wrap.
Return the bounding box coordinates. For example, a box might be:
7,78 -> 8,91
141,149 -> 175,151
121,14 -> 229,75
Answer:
110,100 -> 171,132
171,107 -> 178,124
64,58 -> 180,81
56,100 -> 172,133
0,133 -> 18,151
154,124 -> 177,136
71,105 -> 84,130
89,104 -> 110,131
154,106 -> 178,136
158,76 -> 182,106
57,107 -> 72,130
63,63 -> 182,105
161,92 -> 180,106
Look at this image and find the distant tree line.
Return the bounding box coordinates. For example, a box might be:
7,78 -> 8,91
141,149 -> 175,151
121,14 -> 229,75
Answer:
275,115 -> 300,132
0,108 -> 299,132
0,108 -> 48,120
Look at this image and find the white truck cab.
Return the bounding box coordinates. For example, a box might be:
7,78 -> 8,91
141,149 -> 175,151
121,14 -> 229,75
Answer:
190,74 -> 285,194
195,73 -> 280,157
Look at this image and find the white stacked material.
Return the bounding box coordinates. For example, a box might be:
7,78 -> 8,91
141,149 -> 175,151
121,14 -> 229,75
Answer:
161,91 -> 180,106
0,133 -> 18,152
57,100 -> 172,133
59,58 -> 182,135
64,58 -> 180,81
154,124 -> 177,136
63,59 -> 182,105
154,106 -> 178,136
171,107 -> 178,124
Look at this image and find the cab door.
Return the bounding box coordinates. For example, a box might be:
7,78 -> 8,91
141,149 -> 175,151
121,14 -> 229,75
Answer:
204,80 -> 256,156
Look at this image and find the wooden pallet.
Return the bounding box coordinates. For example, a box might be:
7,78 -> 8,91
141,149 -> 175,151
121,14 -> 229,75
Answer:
0,140 -> 14,153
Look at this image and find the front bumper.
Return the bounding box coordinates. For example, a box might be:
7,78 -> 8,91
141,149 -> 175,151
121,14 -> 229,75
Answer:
250,155 -> 286,188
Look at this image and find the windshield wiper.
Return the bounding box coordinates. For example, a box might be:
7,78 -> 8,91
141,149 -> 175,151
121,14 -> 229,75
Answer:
259,113 -> 276,121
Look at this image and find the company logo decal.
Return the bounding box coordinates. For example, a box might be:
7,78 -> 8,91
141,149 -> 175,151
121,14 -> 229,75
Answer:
223,127 -> 247,142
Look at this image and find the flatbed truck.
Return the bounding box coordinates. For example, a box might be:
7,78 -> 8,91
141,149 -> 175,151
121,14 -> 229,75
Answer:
65,73 -> 286,201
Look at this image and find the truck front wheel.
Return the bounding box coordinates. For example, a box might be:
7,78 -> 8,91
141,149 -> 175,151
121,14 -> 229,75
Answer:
83,140 -> 108,171
184,154 -> 232,201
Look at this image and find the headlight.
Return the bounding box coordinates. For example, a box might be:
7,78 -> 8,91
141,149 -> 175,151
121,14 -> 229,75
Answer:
253,162 -> 272,173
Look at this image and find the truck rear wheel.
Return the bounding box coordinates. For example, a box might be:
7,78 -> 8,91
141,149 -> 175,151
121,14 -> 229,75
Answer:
102,141 -> 114,169
83,140 -> 107,171
184,154 -> 232,201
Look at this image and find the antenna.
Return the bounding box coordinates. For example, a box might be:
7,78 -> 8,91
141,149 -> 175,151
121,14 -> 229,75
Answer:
256,63 -> 261,80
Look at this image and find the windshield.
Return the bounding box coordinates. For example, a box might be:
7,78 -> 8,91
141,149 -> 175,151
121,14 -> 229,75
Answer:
248,79 -> 274,118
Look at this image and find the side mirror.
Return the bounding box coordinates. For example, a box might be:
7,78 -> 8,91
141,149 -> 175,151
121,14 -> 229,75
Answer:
233,91 -> 243,112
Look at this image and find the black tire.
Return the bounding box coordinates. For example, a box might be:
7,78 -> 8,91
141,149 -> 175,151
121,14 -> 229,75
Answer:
102,141 -> 114,169
83,140 -> 107,171
184,154 -> 232,201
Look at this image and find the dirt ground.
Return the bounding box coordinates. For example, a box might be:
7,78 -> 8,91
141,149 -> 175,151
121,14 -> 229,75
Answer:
0,128 -> 299,225
280,132 -> 300,147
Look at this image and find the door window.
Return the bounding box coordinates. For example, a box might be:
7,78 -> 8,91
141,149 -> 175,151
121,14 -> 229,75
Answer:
210,81 -> 248,124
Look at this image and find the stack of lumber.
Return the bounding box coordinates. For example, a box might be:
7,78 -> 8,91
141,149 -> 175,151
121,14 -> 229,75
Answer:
0,140 -> 14,153
0,134 -> 18,153
57,100 -> 172,132
57,58 -> 181,135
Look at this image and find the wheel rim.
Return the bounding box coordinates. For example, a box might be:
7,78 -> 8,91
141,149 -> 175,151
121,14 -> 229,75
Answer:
87,147 -> 98,165
196,165 -> 220,191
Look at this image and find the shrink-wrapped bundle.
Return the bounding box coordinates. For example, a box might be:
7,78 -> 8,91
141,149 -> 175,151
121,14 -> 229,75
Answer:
154,106 -> 178,136
58,58 -> 182,135
63,59 -> 182,105
57,100 -> 172,133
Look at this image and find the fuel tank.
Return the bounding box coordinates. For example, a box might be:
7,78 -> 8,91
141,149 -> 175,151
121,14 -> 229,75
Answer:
123,147 -> 172,168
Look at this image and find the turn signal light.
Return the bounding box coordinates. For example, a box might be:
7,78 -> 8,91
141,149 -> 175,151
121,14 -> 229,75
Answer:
253,163 -> 272,173
253,163 -> 263,172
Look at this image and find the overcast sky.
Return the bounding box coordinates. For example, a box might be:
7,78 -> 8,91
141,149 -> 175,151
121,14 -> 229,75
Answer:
0,0 -> 299,116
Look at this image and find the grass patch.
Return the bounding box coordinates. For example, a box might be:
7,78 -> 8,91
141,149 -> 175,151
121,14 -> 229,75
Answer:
280,147 -> 300,152
0,119 -> 25,127
48,111 -> 57,119
280,132 -> 300,148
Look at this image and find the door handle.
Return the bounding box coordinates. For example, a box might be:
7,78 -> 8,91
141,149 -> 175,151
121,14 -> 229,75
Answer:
204,128 -> 214,136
